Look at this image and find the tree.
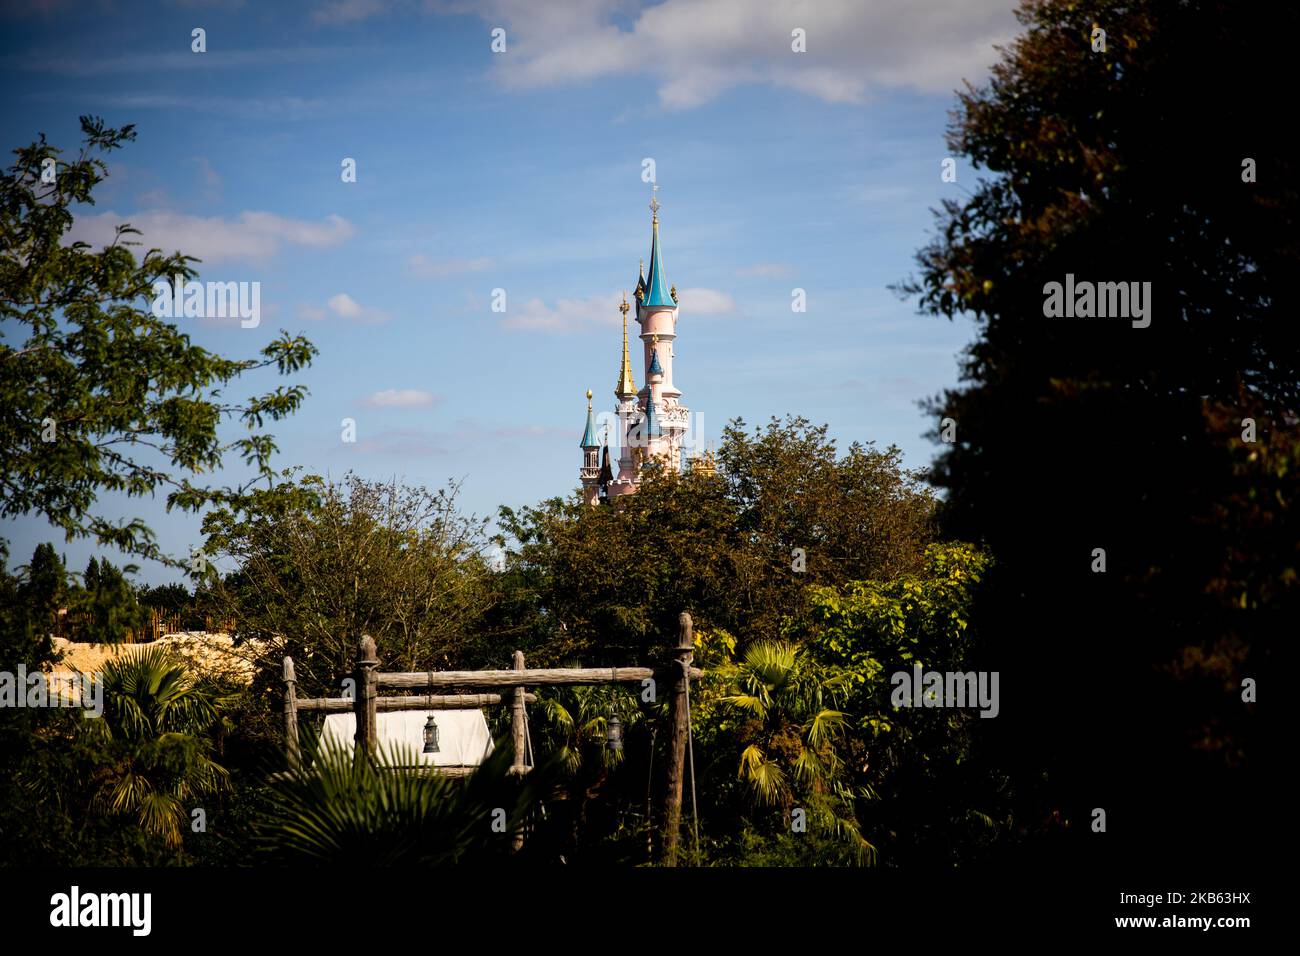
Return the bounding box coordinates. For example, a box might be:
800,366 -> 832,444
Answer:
527,683 -> 652,859
496,463 -> 742,665
899,0 -> 1293,865
202,470 -> 495,696
18,543 -> 66,640
70,556 -> 146,643
0,117 -> 316,565
720,641 -> 874,865
799,543 -> 1006,865
0,544 -> 64,860
86,646 -> 229,849
494,415 -> 938,663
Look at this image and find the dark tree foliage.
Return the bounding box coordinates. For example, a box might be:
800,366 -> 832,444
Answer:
69,556 -> 146,643
900,0 -> 1292,868
0,117 -> 317,566
494,416 -> 937,666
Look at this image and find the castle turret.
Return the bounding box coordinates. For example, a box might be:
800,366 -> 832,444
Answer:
579,389 -> 600,506
635,185 -> 689,470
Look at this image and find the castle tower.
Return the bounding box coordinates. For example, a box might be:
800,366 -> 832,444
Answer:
586,189 -> 693,505
578,389 -> 600,506
636,186 -> 688,468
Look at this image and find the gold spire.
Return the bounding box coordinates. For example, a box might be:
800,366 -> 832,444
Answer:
649,184 -> 660,224
615,292 -> 636,399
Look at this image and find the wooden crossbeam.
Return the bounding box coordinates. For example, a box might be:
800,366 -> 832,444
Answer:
295,692 -> 533,713
377,665 -> 702,689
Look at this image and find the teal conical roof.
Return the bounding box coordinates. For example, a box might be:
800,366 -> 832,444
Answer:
579,397 -> 598,448
648,344 -> 663,377
642,215 -> 674,309
644,393 -> 660,438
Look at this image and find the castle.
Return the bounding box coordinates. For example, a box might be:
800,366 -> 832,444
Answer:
578,188 -> 715,506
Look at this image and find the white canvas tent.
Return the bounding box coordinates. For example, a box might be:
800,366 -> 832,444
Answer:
319,709 -> 494,767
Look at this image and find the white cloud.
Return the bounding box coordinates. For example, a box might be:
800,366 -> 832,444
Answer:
502,292 -> 623,332
297,293 -> 389,324
327,293 -> 390,324
327,293 -> 364,318
66,210 -> 355,264
503,286 -> 735,331
364,389 -> 438,408
471,0 -> 1017,109
407,253 -> 494,278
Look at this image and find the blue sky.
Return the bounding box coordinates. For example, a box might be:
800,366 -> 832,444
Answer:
0,0 -> 1018,585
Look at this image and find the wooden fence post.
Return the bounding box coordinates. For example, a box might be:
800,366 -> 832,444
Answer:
282,656 -> 300,769
511,649 -> 527,851
661,611 -> 694,866
511,651 -> 527,774
354,635 -> 378,762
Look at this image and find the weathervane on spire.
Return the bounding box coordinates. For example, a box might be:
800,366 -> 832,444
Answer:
619,292 -> 630,317
649,183 -> 660,222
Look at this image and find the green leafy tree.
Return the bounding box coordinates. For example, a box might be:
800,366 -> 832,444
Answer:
203,470 -> 495,696
0,545 -> 66,863
494,415 -> 937,663
70,556 -> 146,643
0,116 -> 316,565
899,0 -> 1293,861
798,543 -> 1006,865
18,543 -> 66,639
496,463 -> 740,665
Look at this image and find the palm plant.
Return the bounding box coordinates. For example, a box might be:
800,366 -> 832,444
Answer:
722,640 -> 876,864
529,683 -> 654,857
532,684 -> 644,774
89,645 -> 229,849
255,738 -> 553,865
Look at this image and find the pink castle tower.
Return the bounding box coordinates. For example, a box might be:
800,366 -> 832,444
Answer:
579,187 -> 691,504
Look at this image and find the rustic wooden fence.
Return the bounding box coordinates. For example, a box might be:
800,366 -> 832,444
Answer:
51,608 -> 228,643
282,612 -> 702,864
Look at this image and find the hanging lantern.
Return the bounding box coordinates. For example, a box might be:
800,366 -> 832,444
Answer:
606,711 -> 623,753
422,714 -> 440,754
